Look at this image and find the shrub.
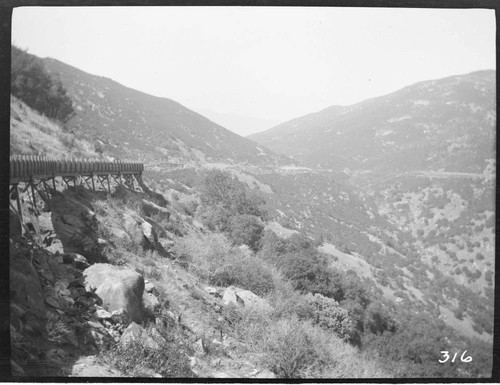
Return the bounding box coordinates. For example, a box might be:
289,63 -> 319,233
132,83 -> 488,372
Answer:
98,322 -> 194,377
253,317 -> 389,378
11,46 -> 75,123
173,232 -> 233,280
257,317 -> 325,378
305,293 -> 356,341
228,214 -> 264,252
277,251 -> 343,299
211,253 -> 275,296
174,232 -> 274,295
198,169 -> 267,220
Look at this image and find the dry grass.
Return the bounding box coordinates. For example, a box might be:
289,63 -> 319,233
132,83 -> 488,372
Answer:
10,96 -> 99,158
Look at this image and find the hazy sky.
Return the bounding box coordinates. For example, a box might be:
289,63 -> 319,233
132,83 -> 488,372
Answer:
12,6 -> 496,133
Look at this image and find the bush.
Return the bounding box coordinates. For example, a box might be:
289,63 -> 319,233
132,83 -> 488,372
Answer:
11,46 -> 75,123
228,214 -> 264,251
198,169 -> 266,220
98,322 -> 194,377
306,293 -> 356,341
277,251 -> 343,299
211,252 -> 275,296
174,232 -> 274,295
257,317 -> 326,378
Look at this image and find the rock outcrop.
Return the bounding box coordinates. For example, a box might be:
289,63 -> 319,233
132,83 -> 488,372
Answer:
83,264 -> 146,323
222,286 -> 272,311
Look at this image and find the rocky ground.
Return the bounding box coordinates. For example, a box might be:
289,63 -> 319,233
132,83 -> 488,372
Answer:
9,182 -> 275,378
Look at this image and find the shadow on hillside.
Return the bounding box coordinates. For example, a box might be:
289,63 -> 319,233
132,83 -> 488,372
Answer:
48,186 -> 110,264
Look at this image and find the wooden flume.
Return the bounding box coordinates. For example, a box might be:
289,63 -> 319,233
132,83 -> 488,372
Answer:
9,155 -> 146,229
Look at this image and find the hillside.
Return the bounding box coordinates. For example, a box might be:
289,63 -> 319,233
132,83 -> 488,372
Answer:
9,53 -> 494,379
42,58 -> 287,168
248,70 -> 496,341
249,70 -> 495,178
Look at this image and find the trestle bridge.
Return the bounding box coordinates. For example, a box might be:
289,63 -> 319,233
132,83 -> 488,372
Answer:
9,155 -> 145,223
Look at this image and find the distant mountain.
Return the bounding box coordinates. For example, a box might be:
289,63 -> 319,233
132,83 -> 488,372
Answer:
249,70 -> 496,179
192,107 -> 281,137
42,58 -> 287,168
249,70 -> 496,342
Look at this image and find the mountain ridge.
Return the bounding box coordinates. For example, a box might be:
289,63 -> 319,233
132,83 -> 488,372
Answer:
249,69 -> 495,177
42,57 -> 289,168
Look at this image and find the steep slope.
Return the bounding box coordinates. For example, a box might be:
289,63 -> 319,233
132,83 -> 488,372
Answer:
249,70 -> 495,178
42,58 -> 286,168
10,55 -> 494,373
249,70 -> 496,343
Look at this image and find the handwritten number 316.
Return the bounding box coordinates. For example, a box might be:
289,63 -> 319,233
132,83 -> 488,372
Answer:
439,351 -> 472,363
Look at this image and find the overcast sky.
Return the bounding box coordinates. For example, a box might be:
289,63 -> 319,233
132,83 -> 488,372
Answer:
12,6 -> 496,134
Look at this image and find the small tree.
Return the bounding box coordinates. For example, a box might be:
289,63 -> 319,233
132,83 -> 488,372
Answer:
228,214 -> 264,252
11,46 -> 75,123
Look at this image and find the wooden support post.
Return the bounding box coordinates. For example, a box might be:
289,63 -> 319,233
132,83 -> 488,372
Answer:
91,173 -> 96,192
9,185 -> 16,198
97,176 -> 107,191
107,175 -> 111,194
15,184 -> 23,224
29,180 -> 37,212
52,176 -> 57,191
42,180 -> 51,210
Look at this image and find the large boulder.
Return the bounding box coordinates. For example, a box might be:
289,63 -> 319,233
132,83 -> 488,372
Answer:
121,213 -> 144,244
121,212 -> 157,246
83,264 -> 145,323
222,286 -> 272,311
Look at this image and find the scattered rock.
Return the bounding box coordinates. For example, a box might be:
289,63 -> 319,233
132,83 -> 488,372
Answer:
255,369 -> 276,378
76,296 -> 95,308
71,355 -> 124,377
110,308 -> 130,325
140,220 -> 155,243
70,287 -> 87,299
68,276 -> 86,288
46,239 -> 65,254
97,238 -> 108,246
62,253 -> 90,269
158,238 -> 174,251
143,292 -> 161,312
87,320 -> 105,330
94,307 -> 112,319
83,263 -> 146,323
45,296 -> 62,309
144,281 -> 156,293
119,322 -> 166,351
204,286 -> 220,297
108,227 -> 131,241
142,199 -> 171,220
193,338 -> 208,356
222,286 -> 272,311
88,328 -> 112,348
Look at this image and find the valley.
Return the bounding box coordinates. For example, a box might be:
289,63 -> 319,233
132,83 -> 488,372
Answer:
9,47 -> 495,378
